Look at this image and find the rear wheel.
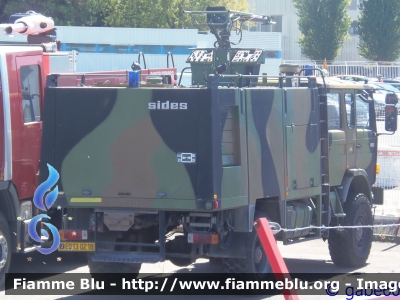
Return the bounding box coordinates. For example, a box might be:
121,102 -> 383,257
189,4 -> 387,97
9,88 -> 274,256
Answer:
222,212 -> 271,278
0,212 -> 11,290
166,235 -> 192,267
328,193 -> 373,267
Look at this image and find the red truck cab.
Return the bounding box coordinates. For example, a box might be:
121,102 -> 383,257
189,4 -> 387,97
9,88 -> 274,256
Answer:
0,11 -> 179,288
0,45 -> 56,289
3,47 -> 46,198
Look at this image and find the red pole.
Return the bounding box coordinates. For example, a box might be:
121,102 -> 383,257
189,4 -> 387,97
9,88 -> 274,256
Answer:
254,217 -> 300,300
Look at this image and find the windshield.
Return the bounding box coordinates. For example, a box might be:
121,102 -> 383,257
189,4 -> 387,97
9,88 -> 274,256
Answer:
371,83 -> 400,93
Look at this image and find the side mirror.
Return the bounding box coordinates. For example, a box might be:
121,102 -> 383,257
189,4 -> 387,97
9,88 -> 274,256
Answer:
385,105 -> 397,132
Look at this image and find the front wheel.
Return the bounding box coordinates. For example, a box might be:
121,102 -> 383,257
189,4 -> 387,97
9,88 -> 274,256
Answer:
0,212 -> 11,290
328,193 -> 373,267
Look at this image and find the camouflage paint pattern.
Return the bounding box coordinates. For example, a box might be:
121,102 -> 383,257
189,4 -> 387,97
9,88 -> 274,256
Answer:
42,82 -> 319,210
39,78 -> 378,212
42,87 -> 213,210
245,88 -> 286,202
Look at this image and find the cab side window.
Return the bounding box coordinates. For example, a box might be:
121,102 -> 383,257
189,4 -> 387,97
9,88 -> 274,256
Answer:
356,96 -> 370,128
345,93 -> 355,129
327,93 -> 341,129
20,65 -> 41,123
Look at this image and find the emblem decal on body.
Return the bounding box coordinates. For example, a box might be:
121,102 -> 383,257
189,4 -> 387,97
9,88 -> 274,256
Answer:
177,153 -> 196,163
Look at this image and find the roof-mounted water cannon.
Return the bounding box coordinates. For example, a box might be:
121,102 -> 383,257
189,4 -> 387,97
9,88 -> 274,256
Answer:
1,11 -> 54,36
183,7 -> 275,86
183,6 -> 275,49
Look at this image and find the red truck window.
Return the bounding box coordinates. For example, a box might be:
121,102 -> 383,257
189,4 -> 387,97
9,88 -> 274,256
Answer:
20,65 -> 41,123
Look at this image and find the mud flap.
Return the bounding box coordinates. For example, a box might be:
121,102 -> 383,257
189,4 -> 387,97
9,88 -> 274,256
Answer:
371,186 -> 384,205
208,232 -> 247,259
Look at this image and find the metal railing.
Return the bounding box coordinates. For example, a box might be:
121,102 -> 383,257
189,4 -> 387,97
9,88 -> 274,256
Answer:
282,60 -> 400,79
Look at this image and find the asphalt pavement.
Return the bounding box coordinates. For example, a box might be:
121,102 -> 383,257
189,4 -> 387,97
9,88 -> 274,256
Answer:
2,238 -> 400,300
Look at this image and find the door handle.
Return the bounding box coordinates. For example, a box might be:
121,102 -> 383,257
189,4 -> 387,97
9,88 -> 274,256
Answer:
356,144 -> 362,148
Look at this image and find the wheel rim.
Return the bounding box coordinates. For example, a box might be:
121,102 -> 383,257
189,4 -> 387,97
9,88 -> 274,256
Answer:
353,207 -> 370,253
253,238 -> 270,275
0,235 -> 8,269
356,218 -> 364,246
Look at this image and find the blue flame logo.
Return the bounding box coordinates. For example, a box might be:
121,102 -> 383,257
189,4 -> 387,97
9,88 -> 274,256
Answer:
28,164 -> 60,255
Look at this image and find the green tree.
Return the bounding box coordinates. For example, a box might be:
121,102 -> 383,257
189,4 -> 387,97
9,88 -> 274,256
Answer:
3,0 -> 97,26
292,0 -> 351,61
358,0 -> 400,61
0,0 -> 10,23
0,0 -> 249,28
102,0 -> 249,28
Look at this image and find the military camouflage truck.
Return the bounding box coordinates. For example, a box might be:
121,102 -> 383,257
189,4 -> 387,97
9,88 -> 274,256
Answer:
39,7 -> 397,276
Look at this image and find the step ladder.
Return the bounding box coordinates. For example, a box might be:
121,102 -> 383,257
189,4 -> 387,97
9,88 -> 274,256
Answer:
319,93 -> 330,237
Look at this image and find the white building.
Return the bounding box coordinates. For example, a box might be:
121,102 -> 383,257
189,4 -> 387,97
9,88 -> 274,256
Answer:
0,26 -> 282,75
249,0 -> 364,62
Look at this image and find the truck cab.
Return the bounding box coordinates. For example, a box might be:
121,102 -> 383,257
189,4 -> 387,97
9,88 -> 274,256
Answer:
325,79 -> 378,187
0,46 -> 70,200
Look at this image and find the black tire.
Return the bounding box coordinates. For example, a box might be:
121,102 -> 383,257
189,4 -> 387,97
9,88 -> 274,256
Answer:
209,257 -> 222,266
328,193 -> 373,267
88,256 -> 141,275
166,235 -> 192,267
0,212 -> 11,290
221,212 -> 271,279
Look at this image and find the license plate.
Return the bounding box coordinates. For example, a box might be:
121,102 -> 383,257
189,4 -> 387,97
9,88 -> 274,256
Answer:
58,242 -> 95,252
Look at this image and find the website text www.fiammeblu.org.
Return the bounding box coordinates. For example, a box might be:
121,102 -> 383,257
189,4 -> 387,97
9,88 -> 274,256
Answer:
6,274 -> 400,297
